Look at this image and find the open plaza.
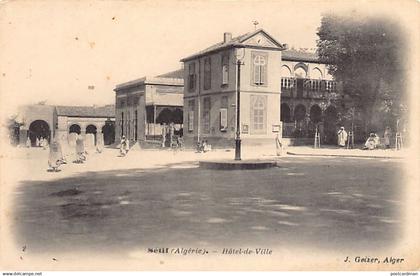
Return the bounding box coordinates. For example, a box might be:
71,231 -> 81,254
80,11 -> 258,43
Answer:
2,144 -> 406,257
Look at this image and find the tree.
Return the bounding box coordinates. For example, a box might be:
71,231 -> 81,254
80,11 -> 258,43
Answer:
317,13 -> 407,133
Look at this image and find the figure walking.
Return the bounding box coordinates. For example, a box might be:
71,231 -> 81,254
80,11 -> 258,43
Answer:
337,127 -> 348,147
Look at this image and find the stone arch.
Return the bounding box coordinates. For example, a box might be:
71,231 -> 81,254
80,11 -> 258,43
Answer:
28,120 -> 50,146
310,104 -> 322,123
69,124 -> 81,134
281,65 -> 292,77
293,104 -> 306,122
86,124 -> 97,145
311,67 -> 323,79
281,103 -> 291,123
172,108 -> 183,124
102,121 -> 115,145
294,63 -> 308,78
156,108 -> 173,124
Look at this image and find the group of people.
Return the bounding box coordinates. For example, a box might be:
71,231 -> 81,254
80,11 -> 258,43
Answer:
196,140 -> 211,153
26,136 -> 49,149
161,123 -> 183,148
336,126 -> 392,150
47,134 -> 104,172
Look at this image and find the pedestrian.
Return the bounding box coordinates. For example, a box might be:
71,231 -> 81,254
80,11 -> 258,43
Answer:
169,122 -> 175,148
384,126 -> 391,149
363,133 -> 380,150
96,133 -> 104,153
337,127 -> 348,147
119,135 -> 128,156
161,123 -> 167,148
275,132 -> 283,156
48,138 -> 62,172
36,137 -> 40,147
26,137 -> 31,148
75,136 -> 86,163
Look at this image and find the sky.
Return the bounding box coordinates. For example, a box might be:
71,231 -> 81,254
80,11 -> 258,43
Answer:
0,0 -> 416,117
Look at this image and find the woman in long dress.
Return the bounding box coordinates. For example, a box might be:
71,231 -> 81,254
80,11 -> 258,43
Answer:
48,139 -> 62,172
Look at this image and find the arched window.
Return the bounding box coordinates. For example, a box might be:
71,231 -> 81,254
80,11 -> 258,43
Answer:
311,67 -> 323,79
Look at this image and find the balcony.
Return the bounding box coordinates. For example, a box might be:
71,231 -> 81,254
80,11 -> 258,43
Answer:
281,77 -> 339,100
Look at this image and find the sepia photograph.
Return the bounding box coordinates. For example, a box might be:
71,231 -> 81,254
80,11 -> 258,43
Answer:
0,0 -> 419,272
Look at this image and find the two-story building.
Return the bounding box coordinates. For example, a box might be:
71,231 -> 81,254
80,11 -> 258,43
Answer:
280,49 -> 343,144
114,70 -> 184,145
180,29 -> 287,148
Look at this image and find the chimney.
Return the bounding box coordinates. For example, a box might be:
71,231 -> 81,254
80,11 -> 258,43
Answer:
223,32 -> 232,43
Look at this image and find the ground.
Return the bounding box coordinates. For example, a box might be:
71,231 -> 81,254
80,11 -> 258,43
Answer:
5,146 -> 404,257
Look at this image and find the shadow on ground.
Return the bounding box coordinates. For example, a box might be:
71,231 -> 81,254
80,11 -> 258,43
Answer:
12,157 -> 404,254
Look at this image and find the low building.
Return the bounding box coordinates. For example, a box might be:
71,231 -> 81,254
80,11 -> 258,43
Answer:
180,29 -> 287,148
114,70 -> 184,145
14,104 -> 115,146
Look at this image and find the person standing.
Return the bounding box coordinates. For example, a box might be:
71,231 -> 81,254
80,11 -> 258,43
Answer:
26,137 -> 31,148
275,132 -> 283,156
161,123 -> 167,148
48,138 -> 62,172
337,127 -> 348,147
384,126 -> 391,149
120,136 -> 128,156
169,122 -> 175,148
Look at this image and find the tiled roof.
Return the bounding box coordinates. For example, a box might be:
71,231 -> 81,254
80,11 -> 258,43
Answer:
56,105 -> 115,118
282,49 -> 320,62
181,29 -> 285,62
156,69 -> 184,79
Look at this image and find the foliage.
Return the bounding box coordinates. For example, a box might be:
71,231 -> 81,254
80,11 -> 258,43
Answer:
316,13 -> 407,132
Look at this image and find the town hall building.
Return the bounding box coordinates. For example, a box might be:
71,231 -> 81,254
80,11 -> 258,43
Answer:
180,29 -> 287,148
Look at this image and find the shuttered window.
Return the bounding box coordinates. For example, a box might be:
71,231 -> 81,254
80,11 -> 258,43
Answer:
221,55 -> 229,85
250,95 -> 267,134
188,100 -> 195,131
204,57 -> 211,90
203,97 -> 211,133
252,52 -> 268,85
188,62 -> 196,91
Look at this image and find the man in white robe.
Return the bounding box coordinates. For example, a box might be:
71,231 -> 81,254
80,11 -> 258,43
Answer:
337,127 -> 348,147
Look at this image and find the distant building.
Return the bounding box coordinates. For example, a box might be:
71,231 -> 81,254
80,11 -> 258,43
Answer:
14,104 -> 115,146
114,70 -> 184,145
180,29 -> 287,148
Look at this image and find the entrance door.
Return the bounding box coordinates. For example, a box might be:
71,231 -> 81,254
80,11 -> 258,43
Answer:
296,78 -> 304,98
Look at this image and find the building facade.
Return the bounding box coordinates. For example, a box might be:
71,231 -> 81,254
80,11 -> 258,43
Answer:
279,49 -> 344,144
114,71 -> 184,145
180,29 -> 287,148
14,104 -> 115,146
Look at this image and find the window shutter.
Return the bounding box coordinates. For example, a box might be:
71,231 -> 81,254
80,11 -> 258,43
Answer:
220,108 -> 227,131
261,62 -> 267,85
188,111 -> 194,131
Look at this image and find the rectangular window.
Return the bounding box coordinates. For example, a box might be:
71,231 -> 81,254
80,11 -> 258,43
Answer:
252,52 -> 268,85
250,95 -> 267,134
204,57 -> 211,90
203,97 -> 211,134
221,55 -> 229,85
134,110 -> 138,140
188,100 -> 195,132
188,62 -> 196,91
220,96 -> 228,132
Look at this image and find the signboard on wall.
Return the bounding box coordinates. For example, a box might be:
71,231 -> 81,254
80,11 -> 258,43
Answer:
242,124 -> 249,134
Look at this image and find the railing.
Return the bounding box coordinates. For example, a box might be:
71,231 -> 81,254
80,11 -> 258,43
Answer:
281,78 -> 338,99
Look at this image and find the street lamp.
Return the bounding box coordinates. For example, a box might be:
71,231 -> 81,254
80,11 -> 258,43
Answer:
234,47 -> 245,161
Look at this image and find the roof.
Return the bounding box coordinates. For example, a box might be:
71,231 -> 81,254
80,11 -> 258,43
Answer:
56,105 -> 115,118
156,69 -> 184,79
115,74 -> 184,92
180,29 -> 286,62
282,49 -> 320,63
